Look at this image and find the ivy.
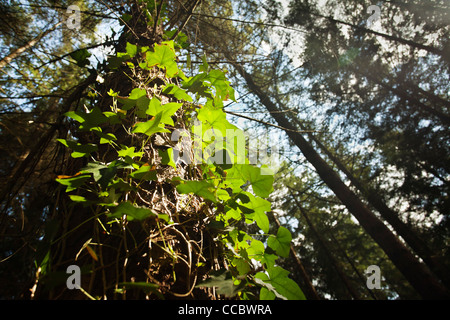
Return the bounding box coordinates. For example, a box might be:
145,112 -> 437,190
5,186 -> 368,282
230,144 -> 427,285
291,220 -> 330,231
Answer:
57,39 -> 305,300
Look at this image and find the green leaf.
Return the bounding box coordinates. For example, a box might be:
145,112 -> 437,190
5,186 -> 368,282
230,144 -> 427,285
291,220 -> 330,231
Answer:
132,112 -> 169,136
103,111 -> 123,125
129,164 -> 157,181
259,287 -> 276,300
238,192 -> 271,233
204,69 -> 235,101
232,257 -> 251,275
267,226 -> 292,258
117,146 -> 144,160
197,104 -> 236,135
195,269 -> 245,298
159,148 -> 176,168
94,131 -> 117,144
176,180 -> 217,203
226,164 -> 274,198
70,48 -> 91,67
254,274 -> 284,300
81,162 -> 117,189
145,97 -> 182,126
247,239 -> 265,259
182,73 -> 213,99
158,102 -> 182,126
162,83 -> 193,102
117,88 -> 149,111
145,41 -> 179,77
65,107 -> 108,132
56,174 -> 91,192
68,195 -> 94,207
125,42 -> 138,58
108,201 -> 155,221
57,139 -> 98,158
107,55 -> 127,69
261,266 -> 306,300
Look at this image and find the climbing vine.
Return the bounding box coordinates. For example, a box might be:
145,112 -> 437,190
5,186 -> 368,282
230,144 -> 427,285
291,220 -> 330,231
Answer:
50,23 -> 304,300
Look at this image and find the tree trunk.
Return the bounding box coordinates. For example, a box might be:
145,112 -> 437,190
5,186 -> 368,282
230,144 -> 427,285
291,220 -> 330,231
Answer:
32,3 -> 216,300
282,108 -> 450,289
231,61 -> 450,299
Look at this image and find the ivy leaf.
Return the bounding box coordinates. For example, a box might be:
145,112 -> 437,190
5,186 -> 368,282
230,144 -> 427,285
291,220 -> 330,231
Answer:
238,192 -> 270,233
259,287 -> 276,300
232,257 -> 251,275
117,88 -> 149,111
263,266 -> 306,300
107,55 -> 128,69
68,195 -> 94,207
162,83 -> 193,102
108,201 -> 155,221
176,180 -> 217,203
65,107 -> 108,132
117,146 -> 144,160
195,269 -> 245,298
247,239 -> 265,259
56,174 -> 91,192
57,139 -> 98,158
103,111 -> 123,125
181,73 -> 213,99
226,164 -> 274,198
132,112 -> 169,137
70,48 -> 91,67
129,163 -> 157,181
197,104 -> 236,135
145,41 -> 179,77
267,226 -> 292,258
159,148 -> 176,168
145,97 -> 182,126
254,274 -> 285,300
158,102 -> 182,126
204,69 -> 235,101
94,131 -> 117,144
81,162 -> 117,190
125,42 -> 138,58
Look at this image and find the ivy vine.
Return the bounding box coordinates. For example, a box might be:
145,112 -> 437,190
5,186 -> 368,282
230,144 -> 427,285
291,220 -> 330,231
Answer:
55,35 -> 305,300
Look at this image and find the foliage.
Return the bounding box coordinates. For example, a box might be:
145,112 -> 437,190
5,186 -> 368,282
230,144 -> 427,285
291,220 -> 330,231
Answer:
52,34 -> 304,300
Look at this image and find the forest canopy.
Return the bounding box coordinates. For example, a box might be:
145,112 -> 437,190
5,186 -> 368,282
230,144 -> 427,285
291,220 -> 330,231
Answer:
0,0 -> 449,300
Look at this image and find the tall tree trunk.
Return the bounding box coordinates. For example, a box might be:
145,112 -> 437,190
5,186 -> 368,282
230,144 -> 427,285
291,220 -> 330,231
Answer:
279,105 -> 450,289
231,61 -> 450,299
32,2 -> 215,300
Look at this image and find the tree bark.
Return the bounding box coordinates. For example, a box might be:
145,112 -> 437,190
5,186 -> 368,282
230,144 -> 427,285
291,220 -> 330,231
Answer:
231,61 -> 450,299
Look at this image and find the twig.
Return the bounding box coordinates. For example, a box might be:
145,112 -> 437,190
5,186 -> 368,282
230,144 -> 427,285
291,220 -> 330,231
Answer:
224,110 -> 318,133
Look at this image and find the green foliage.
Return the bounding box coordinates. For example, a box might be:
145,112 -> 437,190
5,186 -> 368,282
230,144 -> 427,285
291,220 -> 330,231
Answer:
70,48 -> 91,68
56,39 -> 304,300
